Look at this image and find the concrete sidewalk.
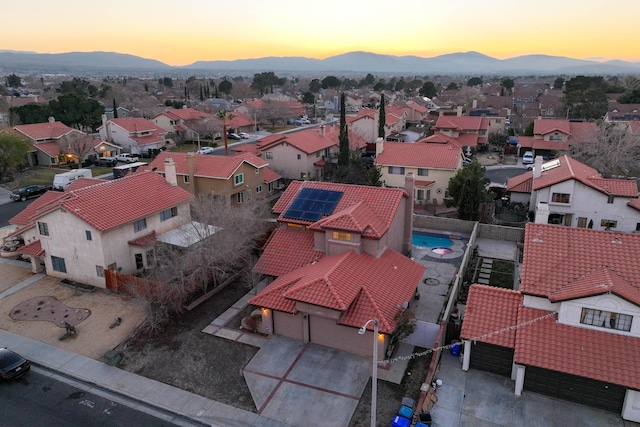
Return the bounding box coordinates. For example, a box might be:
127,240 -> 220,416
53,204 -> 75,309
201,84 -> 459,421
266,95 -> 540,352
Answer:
0,329 -> 291,427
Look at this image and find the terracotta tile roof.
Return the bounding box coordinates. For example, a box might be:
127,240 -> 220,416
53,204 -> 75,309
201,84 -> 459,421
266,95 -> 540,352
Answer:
231,144 -> 260,155
147,151 -> 268,180
548,268 -> 640,303
108,117 -> 157,133
628,197 -> 640,212
534,119 -> 571,136
128,231 -> 157,247
257,128 -> 336,155
66,177 -> 107,191
421,133 -> 461,147
309,201 -> 387,238
33,142 -> 64,157
321,126 -> 368,150
506,172 -> 533,193
154,108 -> 213,121
415,180 -> 435,187
273,181 -> 407,234
376,142 -> 462,170
9,191 -> 67,226
252,227 -> 325,277
433,115 -> 489,132
17,240 -> 43,256
514,306 -> 640,389
13,121 -> 74,141
61,171 -> 192,232
460,285 -> 521,348
262,167 -> 281,183
250,248 -> 425,334
533,155 -> 638,197
521,223 -> 640,299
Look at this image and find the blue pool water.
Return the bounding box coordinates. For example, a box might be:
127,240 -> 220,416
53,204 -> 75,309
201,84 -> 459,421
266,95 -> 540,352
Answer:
412,233 -> 453,248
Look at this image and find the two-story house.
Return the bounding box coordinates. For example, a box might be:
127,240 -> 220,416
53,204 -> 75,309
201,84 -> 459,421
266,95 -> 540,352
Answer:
7,171 -> 193,288
375,139 -> 464,205
249,177 -> 425,357
146,151 -> 281,204
256,124 -> 366,181
152,107 -> 216,141
98,115 -> 167,155
430,115 -> 490,149
461,223 -> 640,422
515,118 -> 598,158
506,155 -> 640,231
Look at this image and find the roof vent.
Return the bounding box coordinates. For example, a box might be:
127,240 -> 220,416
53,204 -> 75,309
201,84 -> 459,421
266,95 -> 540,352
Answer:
612,237 -> 622,244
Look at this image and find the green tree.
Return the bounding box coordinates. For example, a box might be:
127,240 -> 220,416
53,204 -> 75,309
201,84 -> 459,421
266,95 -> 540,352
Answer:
218,80 -> 232,95
553,77 -> 565,89
562,75 -> 608,120
419,81 -> 437,98
58,78 -> 98,97
309,79 -> 322,93
250,72 -> 285,95
0,131 -> 31,180
338,93 -> 349,170
446,82 -> 459,91
394,78 -> 406,92
364,73 -> 376,86
446,161 -> 492,221
618,89 -> 640,104
144,82 -> 149,92
467,77 -> 483,87
112,98 -> 118,118
321,76 -> 341,89
301,92 -> 315,105
522,121 -> 534,136
501,78 -> 514,95
9,103 -> 52,125
49,94 -> 105,130
159,77 -> 173,87
378,93 -> 386,139
6,74 -> 22,88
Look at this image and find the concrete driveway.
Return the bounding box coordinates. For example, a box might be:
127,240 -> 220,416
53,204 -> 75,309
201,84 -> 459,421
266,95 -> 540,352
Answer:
243,335 -> 371,427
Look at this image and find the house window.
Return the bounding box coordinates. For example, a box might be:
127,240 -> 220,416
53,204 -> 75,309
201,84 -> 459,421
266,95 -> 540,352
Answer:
388,166 -> 405,175
332,231 -> 351,241
601,219 -> 617,229
134,218 -> 147,232
418,168 -> 428,176
256,185 -> 263,193
636,223 -> 640,232
265,152 -> 273,160
297,154 -> 301,160
146,249 -> 154,268
234,173 -> 244,185
581,308 -> 632,332
38,222 -> 49,236
135,253 -> 144,270
183,175 -> 190,184
85,230 -> 92,241
96,265 -> 104,278
160,206 -> 178,222
268,182 -> 275,192
237,192 -> 245,203
607,195 -> 614,204
316,151 -> 321,158
51,256 -> 67,273
551,193 -> 570,203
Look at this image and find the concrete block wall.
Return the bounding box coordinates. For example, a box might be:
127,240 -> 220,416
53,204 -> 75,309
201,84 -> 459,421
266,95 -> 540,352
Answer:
477,223 -> 524,242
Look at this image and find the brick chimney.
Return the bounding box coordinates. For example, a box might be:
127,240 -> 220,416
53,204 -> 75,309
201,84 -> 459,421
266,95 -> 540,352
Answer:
164,157 -> 177,186
402,173 -> 415,256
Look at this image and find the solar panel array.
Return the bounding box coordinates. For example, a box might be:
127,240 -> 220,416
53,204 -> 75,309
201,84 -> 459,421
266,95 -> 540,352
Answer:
284,188 -> 344,222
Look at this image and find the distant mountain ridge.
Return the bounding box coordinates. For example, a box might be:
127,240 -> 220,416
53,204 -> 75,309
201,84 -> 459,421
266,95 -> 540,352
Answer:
1,50 -> 639,76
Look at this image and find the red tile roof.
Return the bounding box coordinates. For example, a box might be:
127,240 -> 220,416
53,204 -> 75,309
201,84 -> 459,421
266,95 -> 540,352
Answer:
33,142 -> 63,157
9,191 -> 67,226
13,121 -> 75,141
460,285 -> 521,348
128,231 -> 157,247
17,240 -> 43,256
273,181 -> 407,234
310,201 -> 387,238
249,248 -> 425,334
533,155 -> 638,197
261,167 -> 281,184
252,227 -> 325,277
521,223 -> 640,300
514,306 -> 640,389
257,129 -> 336,155
433,115 -> 489,133
506,172 -> 533,193
548,268 -> 640,303
375,142 -> 462,170
147,151 -> 268,180
154,108 -> 214,122
534,119 -> 571,136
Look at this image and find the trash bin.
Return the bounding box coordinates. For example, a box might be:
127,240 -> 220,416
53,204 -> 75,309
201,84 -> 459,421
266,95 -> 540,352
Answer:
450,340 -> 461,356
417,411 -> 432,426
397,404 -> 413,419
391,415 -> 411,427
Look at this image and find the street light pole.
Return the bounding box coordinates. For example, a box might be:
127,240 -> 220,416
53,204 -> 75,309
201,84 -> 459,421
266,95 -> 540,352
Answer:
358,318 -> 379,427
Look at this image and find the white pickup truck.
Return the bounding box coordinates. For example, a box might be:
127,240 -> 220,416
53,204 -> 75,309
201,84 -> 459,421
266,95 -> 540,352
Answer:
116,153 -> 139,163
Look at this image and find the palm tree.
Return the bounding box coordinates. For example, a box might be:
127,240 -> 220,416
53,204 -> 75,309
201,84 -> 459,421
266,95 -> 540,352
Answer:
218,109 -> 236,156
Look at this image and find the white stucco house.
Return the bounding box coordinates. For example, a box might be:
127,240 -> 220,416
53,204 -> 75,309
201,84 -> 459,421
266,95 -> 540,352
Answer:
97,115 -> 168,154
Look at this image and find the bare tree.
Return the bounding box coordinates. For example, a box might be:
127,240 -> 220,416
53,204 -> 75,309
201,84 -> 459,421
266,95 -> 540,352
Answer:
452,86 -> 485,111
569,123 -> 640,177
251,100 -> 292,129
60,132 -> 94,165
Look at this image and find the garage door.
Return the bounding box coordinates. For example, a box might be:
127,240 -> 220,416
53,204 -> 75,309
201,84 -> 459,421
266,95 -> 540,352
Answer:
524,366 -> 626,413
309,316 -> 371,357
273,310 -> 303,340
469,342 -> 514,377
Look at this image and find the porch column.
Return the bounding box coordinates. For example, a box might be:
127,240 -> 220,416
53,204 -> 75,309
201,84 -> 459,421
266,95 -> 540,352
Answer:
514,364 -> 526,396
462,340 -> 471,371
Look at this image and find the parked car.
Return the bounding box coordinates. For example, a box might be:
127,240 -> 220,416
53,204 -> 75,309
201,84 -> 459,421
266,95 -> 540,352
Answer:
116,153 -> 139,163
522,151 -> 534,165
0,348 -> 30,380
10,184 -> 51,202
228,133 -> 242,140
197,147 -> 215,154
94,156 -> 117,167
239,132 -> 250,139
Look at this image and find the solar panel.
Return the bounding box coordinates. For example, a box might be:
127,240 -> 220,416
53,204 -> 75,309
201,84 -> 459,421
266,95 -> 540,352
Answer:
283,188 -> 344,222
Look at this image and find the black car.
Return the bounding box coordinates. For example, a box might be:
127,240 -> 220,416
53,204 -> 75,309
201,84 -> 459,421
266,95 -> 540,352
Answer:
0,348 -> 30,380
10,185 -> 51,202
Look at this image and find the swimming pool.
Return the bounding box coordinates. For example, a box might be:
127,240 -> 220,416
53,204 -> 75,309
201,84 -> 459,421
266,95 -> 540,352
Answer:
412,232 -> 453,248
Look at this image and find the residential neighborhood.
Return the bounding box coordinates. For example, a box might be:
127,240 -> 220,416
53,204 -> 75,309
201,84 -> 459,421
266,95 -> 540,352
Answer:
2,63 -> 640,427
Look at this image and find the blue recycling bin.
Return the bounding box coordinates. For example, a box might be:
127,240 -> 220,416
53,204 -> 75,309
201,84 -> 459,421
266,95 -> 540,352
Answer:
397,404 -> 413,419
391,415 -> 411,427
450,340 -> 461,356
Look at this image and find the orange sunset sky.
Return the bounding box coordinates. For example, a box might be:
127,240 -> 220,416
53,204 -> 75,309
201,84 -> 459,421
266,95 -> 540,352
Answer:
3,0 -> 639,67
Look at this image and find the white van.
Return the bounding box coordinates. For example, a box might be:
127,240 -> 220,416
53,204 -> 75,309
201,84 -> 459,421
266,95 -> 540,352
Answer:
52,169 -> 92,191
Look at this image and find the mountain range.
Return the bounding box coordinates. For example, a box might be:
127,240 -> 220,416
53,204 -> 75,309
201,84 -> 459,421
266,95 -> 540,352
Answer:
1,50 -> 639,76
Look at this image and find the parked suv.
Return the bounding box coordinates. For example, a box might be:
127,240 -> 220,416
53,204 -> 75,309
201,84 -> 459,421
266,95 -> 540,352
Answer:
10,185 -> 51,202
522,151 -> 534,165
94,156 -> 117,166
